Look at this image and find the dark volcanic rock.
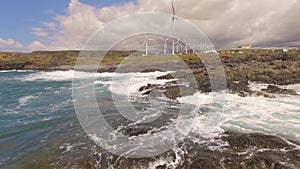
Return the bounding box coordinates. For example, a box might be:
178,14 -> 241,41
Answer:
222,131 -> 290,150
157,74 -> 174,80
263,85 -> 281,93
97,66 -> 117,73
262,85 -> 297,95
0,61 -> 29,70
138,84 -> 158,95
163,86 -> 181,99
163,85 -> 197,99
92,132 -> 300,169
122,126 -> 153,137
181,132 -> 300,169
227,81 -> 252,96
140,68 -> 162,73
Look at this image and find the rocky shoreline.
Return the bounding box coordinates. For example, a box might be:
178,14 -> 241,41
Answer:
136,52 -> 300,98
2,50 -> 299,97
50,131 -> 300,169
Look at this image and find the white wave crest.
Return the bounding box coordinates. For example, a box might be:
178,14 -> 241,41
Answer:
21,70 -> 85,81
178,87 -> 300,142
0,70 -> 35,73
18,95 -> 37,107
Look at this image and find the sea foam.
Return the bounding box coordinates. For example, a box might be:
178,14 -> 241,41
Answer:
177,88 -> 300,142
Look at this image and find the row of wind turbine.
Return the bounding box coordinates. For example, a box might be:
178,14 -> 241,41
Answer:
142,1 -> 195,56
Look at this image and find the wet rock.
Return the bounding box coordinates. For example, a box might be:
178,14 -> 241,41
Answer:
163,86 -> 197,99
50,131 -> 300,169
122,126 -> 153,137
262,85 -> 297,95
156,164 -> 168,169
263,85 -> 281,93
222,132 -> 289,149
74,159 -> 97,169
225,63 -> 234,67
140,68 -> 162,73
138,84 -> 159,95
97,66 -> 117,73
163,86 -> 181,99
227,80 -> 251,95
157,74 -> 174,80
280,89 -> 298,95
139,84 -> 157,92
181,132 -> 300,169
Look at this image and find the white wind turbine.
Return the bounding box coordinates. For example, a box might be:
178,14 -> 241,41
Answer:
192,44 -> 195,54
184,39 -> 188,54
142,35 -> 154,56
171,1 -> 178,55
175,38 -> 182,53
188,43 -> 195,54
159,36 -> 170,55
172,39 -> 175,55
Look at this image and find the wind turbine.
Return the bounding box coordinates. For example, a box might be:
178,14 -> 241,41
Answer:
142,35 -> 154,56
188,43 -> 195,54
184,39 -> 188,54
175,38 -> 182,53
192,44 -> 195,54
159,36 -> 170,55
172,39 -> 175,55
171,1 -> 178,55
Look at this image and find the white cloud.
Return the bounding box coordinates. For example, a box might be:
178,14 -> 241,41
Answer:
0,38 -> 47,51
188,0 -> 300,48
27,41 -> 47,51
49,0 -> 104,50
4,0 -> 300,51
43,22 -> 57,31
31,27 -> 49,37
48,0 -> 300,50
0,38 -> 24,50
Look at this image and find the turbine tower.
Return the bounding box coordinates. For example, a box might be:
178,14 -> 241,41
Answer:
172,39 -> 175,55
184,40 -> 188,54
143,35 -> 154,56
159,37 -> 170,55
175,38 -> 182,53
171,1 -> 177,55
192,43 -> 195,54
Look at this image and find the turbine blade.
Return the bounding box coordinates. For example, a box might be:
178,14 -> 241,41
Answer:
142,40 -> 147,45
171,1 -> 176,16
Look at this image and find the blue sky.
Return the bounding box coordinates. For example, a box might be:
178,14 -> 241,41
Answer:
0,0 -> 134,44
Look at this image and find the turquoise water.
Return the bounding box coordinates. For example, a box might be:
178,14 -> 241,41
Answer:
0,70 -> 180,168
0,71 -> 77,166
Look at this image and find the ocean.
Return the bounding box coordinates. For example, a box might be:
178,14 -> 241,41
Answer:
0,70 -> 300,168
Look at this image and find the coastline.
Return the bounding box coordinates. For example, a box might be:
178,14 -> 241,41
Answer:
1,49 -> 300,168
1,49 -> 299,99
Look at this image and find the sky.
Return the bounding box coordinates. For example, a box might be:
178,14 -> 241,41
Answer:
0,0 -> 300,51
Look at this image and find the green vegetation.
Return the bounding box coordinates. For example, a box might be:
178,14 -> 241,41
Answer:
0,51 -> 201,70
0,48 -> 299,70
